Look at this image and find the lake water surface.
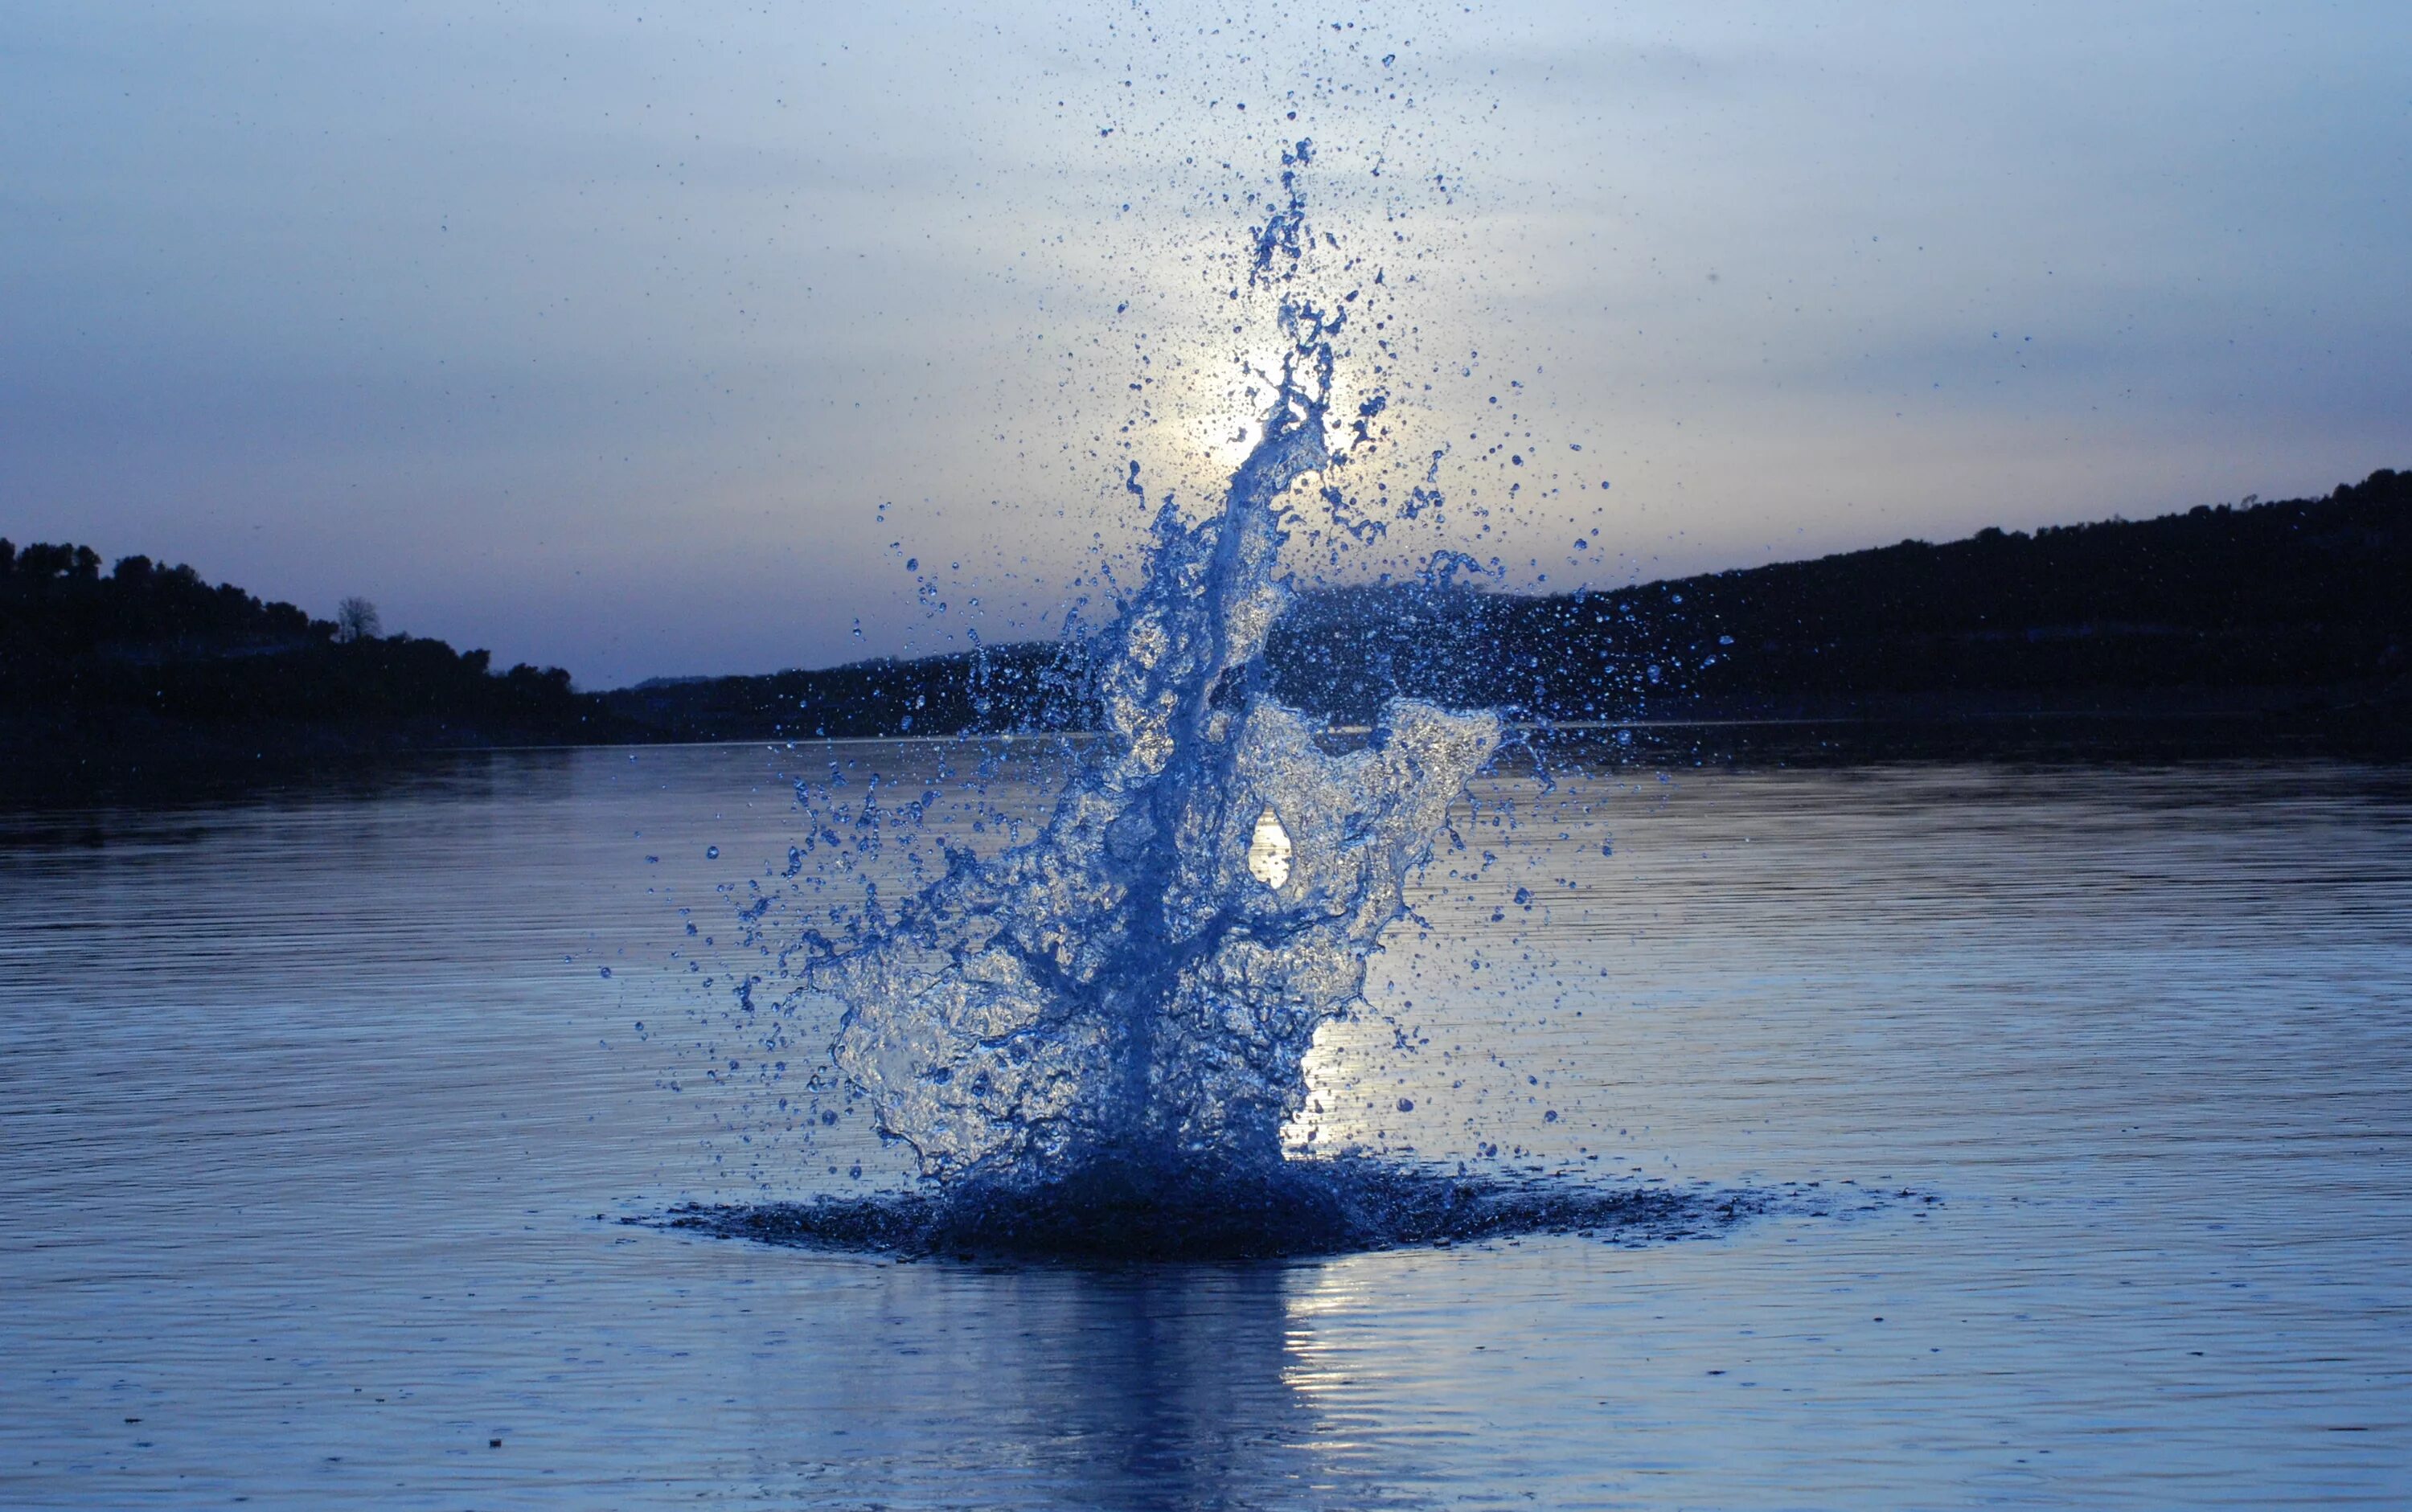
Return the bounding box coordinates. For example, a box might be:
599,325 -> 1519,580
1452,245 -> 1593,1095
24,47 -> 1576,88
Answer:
2,745 -> 2406,1508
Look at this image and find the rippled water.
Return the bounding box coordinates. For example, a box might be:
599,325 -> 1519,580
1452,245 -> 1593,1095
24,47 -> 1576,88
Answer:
3,746 -> 2407,1508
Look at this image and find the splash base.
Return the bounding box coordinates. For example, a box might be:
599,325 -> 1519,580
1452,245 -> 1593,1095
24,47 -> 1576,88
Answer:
656,1158 -> 1774,1262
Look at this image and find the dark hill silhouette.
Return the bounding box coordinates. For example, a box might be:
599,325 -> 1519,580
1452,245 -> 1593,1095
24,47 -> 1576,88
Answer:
1,542 -> 626,789
610,468 -> 2409,752
601,641 -> 1091,743
10,467 -> 2406,790
1267,466 -> 2410,726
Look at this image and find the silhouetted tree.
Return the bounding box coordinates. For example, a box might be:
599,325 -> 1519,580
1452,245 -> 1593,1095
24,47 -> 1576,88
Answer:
18,543 -> 72,578
335,596 -> 382,642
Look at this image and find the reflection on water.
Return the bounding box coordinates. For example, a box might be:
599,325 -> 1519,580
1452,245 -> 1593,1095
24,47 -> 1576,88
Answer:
1,745 -> 2407,1508
692,1260 -> 1399,1510
1249,806 -> 1295,890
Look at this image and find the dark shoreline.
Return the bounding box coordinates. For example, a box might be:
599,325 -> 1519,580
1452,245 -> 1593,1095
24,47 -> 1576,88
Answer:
9,468 -> 2405,801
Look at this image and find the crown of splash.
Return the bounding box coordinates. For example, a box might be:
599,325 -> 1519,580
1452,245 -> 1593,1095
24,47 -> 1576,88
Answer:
808,150 -> 1501,1188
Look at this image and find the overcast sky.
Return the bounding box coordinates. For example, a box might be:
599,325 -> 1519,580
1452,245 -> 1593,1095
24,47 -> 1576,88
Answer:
6,2 -> 2407,685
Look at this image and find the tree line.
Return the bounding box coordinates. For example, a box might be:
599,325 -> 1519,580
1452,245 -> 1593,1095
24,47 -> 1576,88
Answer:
10,465 -> 2405,779
1264,466 -> 2410,723
1,540 -> 613,776
621,468 -> 2407,742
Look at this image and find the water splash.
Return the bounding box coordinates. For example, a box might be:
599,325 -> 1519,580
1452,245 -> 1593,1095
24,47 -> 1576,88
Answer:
675,162 -> 1780,1259
660,1162 -> 1779,1263
810,285 -> 1500,1196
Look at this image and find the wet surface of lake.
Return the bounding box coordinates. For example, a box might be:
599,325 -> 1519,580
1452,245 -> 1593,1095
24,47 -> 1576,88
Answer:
2,745 -> 2406,1508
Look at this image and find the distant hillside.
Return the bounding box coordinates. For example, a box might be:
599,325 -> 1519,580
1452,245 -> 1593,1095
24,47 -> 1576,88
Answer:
1270,466 -> 2410,723
10,467 -> 2405,786
0,541 -> 626,786
598,641 -> 1089,742
612,469 -> 2410,744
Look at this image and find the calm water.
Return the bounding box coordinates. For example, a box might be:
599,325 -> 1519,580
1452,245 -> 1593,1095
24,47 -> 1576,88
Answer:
2,744 -> 2406,1509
